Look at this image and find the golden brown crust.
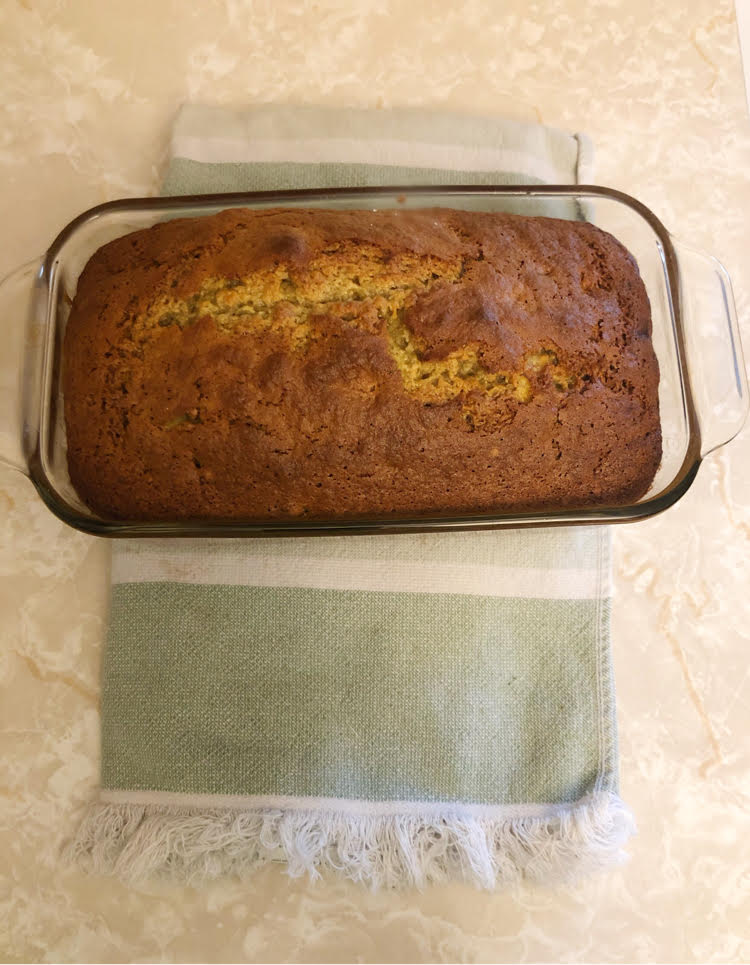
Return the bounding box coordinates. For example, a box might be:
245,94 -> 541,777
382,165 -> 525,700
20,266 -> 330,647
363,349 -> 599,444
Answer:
62,207 -> 661,521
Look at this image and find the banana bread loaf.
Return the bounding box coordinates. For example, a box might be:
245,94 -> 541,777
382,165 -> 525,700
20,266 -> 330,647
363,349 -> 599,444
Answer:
63,206 -> 661,521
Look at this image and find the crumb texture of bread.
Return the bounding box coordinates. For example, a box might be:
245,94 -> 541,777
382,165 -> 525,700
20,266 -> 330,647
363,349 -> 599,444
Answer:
62,207 -> 662,521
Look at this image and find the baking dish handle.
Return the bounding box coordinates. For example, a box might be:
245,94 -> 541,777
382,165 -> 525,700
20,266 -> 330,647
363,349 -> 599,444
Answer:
0,260 -> 40,476
672,238 -> 749,457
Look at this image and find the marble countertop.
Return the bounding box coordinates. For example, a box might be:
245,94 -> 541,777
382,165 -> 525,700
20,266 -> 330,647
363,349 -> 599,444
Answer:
2,0 -> 750,960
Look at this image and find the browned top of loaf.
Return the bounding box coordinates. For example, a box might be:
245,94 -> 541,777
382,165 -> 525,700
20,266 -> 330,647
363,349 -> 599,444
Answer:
62,206 -> 661,521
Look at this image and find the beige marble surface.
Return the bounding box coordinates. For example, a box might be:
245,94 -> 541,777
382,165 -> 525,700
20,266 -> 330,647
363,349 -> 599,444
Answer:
2,0 -> 750,961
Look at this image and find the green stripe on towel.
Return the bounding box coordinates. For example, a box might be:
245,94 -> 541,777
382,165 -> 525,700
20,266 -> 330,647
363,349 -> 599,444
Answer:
102,584 -> 611,804
163,160 -> 547,195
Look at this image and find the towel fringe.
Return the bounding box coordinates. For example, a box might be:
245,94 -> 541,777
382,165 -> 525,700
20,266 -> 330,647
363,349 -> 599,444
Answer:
64,791 -> 634,890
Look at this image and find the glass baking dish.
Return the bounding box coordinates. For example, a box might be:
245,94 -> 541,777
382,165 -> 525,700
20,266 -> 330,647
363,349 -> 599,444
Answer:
0,185 -> 746,537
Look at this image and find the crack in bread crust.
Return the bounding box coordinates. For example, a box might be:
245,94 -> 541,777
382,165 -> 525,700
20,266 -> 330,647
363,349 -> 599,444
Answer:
128,250 -> 575,407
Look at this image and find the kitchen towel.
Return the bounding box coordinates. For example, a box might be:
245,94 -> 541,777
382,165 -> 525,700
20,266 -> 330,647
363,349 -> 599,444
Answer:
67,104 -> 633,889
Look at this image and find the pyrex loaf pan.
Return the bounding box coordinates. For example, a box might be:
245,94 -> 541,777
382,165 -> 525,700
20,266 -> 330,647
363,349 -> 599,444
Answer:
0,185 -> 746,537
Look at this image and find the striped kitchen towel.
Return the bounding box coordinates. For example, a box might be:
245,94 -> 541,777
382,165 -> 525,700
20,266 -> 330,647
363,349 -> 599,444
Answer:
67,104 -> 633,889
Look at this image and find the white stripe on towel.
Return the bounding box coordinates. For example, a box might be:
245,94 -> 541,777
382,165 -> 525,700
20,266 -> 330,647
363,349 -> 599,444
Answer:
100,787 -> 608,820
111,552 -> 600,600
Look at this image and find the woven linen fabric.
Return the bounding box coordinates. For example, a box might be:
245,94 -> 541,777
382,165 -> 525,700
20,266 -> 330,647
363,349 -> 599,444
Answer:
68,104 -> 633,889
